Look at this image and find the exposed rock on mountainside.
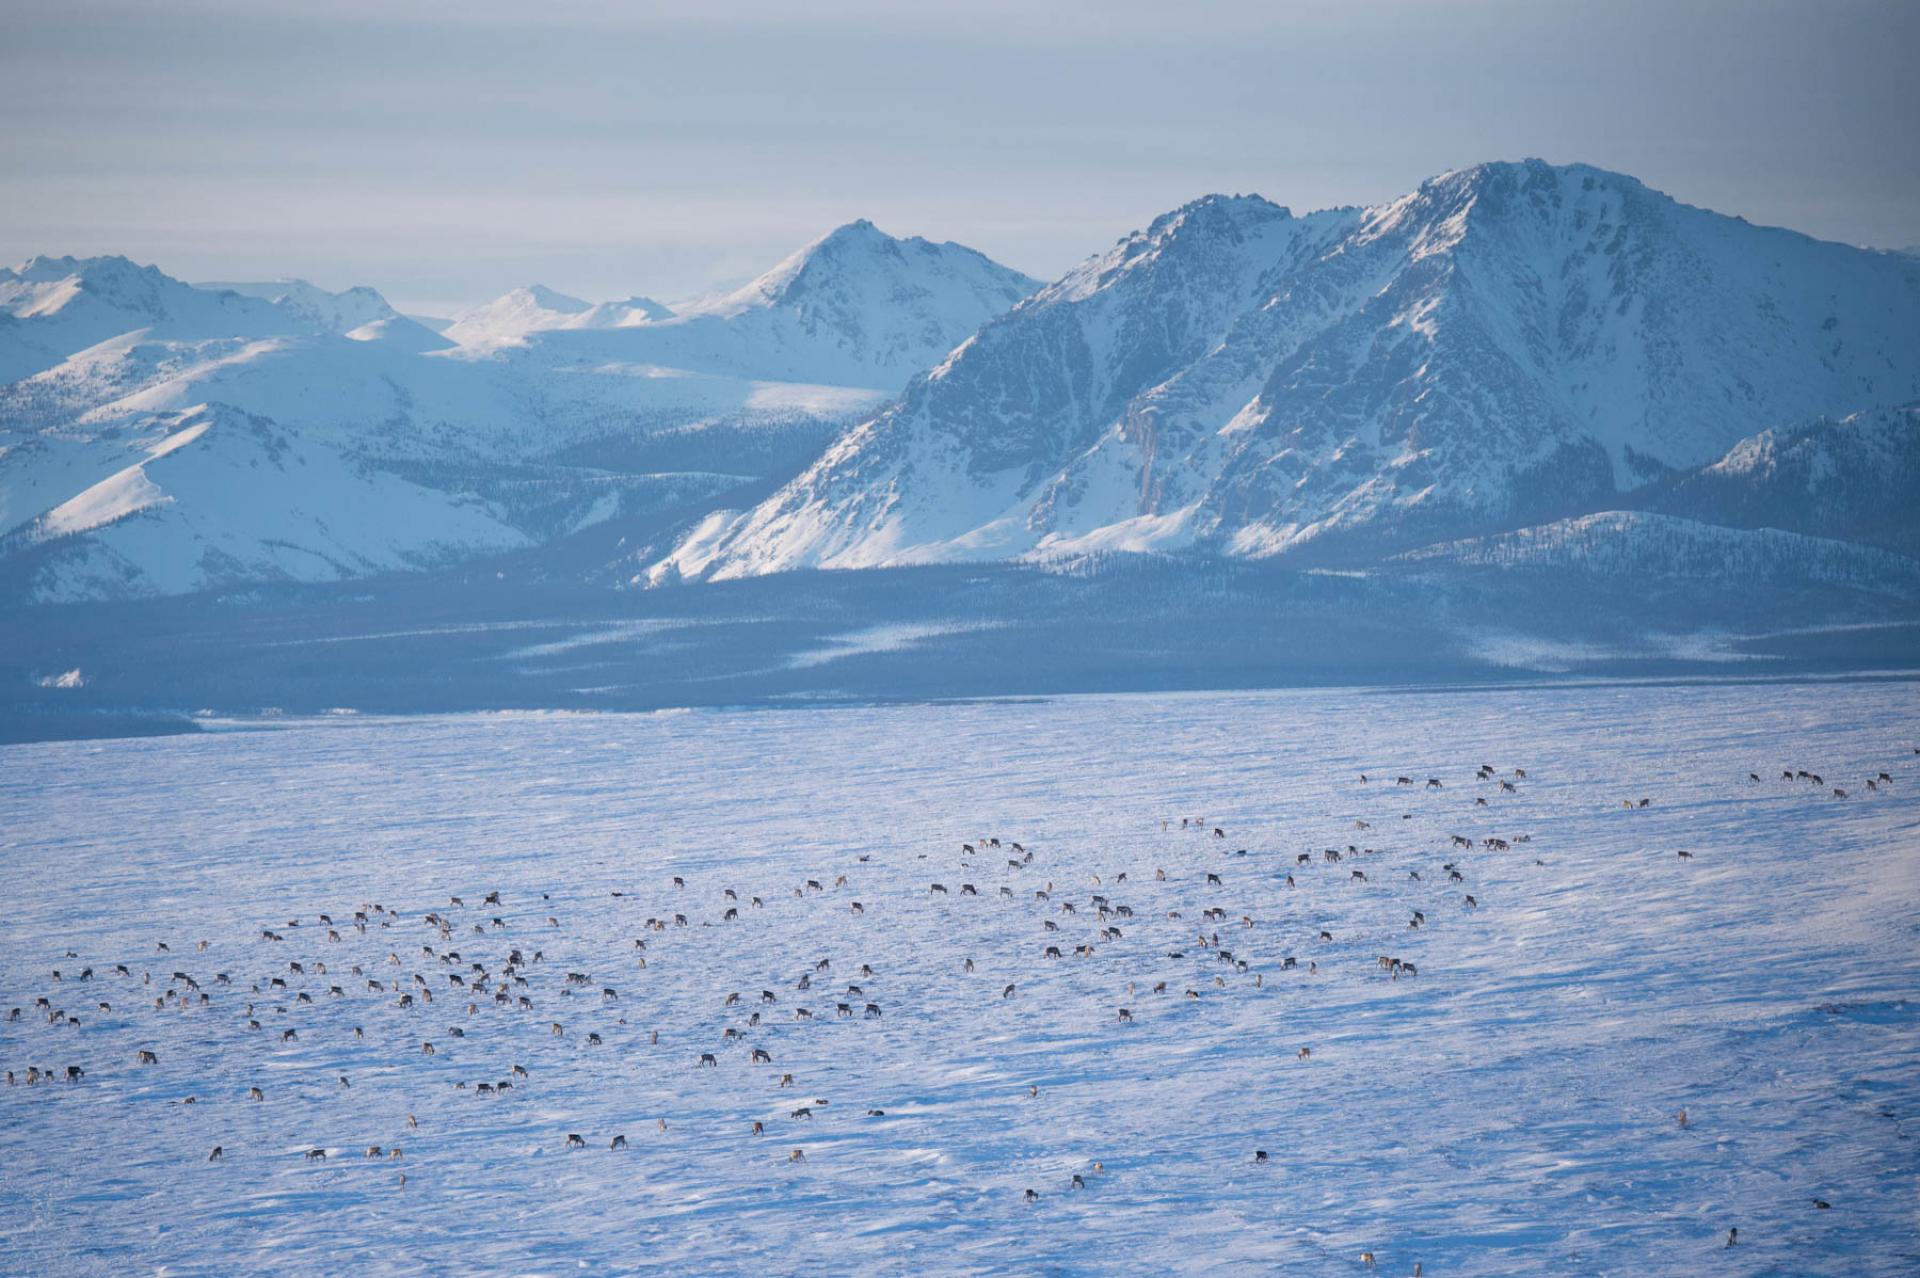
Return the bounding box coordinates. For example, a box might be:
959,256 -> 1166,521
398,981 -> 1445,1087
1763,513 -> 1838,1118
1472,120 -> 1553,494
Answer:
661,162 -> 1920,580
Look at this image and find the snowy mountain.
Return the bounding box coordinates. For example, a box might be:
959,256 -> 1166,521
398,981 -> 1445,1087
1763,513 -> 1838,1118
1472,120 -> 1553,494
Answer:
500,220 -> 1042,388
0,403 -> 527,602
0,255 -> 312,384
7,172 -> 1917,625
197,278 -> 397,333
659,161 -> 1920,581
443,284 -> 593,346
442,220 -> 1037,388
1392,509 -> 1920,600
0,317 -> 876,601
1641,403 -> 1920,557
441,285 -> 674,347
201,277 -> 453,352
587,294 -> 677,326
659,219 -> 1040,375
0,228 -> 1036,601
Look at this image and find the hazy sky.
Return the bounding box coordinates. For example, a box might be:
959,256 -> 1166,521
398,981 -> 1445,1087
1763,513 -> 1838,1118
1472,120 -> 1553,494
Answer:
4,0 -> 1916,315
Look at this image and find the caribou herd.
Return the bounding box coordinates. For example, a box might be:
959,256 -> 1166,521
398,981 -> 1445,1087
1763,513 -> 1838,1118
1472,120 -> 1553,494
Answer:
5,744 -> 1903,1261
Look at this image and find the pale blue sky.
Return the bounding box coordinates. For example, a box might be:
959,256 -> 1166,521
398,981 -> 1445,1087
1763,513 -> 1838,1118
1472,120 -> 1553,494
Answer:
3,0 -> 1916,314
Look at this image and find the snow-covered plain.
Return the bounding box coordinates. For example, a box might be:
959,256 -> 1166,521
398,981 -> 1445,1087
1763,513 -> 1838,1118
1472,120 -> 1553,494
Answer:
2,683 -> 1917,1276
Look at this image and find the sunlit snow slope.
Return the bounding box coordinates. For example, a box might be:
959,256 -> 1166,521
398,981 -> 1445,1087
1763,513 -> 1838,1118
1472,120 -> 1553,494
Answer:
0,226 -> 1037,601
662,161 -> 1920,580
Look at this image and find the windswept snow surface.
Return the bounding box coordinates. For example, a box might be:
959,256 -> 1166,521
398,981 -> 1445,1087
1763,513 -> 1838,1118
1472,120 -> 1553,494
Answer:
3,684 -> 1918,1275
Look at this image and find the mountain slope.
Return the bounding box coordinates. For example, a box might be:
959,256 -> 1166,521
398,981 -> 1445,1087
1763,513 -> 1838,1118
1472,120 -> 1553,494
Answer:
0,315 -> 888,599
1,226 -> 1036,601
0,404 -> 528,601
1392,509 -> 1920,600
197,278 -> 397,333
203,278 -> 454,352
523,220 -> 1041,389
1642,403 -> 1920,557
442,221 -> 1038,391
0,256 -> 314,384
442,285 -> 673,347
660,161 -> 1920,581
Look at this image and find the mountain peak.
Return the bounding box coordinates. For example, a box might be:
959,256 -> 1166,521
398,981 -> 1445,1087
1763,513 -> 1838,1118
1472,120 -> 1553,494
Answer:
1148,193 -> 1291,237
200,277 -> 400,333
819,218 -> 884,244
13,253 -> 147,281
601,294 -> 674,322
1352,157 -> 1671,260
1424,158 -> 1643,196
8,254 -> 175,302
679,220 -> 1037,324
1043,190 -> 1304,307
702,219 -> 912,315
0,254 -> 363,384
515,285 -> 592,314
1,253 -> 264,333
659,161 -> 1920,582
442,285 -> 601,346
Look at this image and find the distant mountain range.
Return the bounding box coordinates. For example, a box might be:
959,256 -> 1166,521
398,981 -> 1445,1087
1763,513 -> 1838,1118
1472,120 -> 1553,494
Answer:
440,283 -> 674,347
0,224 -> 1034,601
3,161 -> 1917,648
660,161 -> 1920,585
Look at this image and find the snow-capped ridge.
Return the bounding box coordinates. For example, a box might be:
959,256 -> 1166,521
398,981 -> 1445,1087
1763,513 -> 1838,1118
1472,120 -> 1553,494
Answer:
343,313 -> 455,353
492,220 -> 1040,389
198,278 -> 399,334
590,294 -> 675,324
674,218 -> 1038,322
660,159 -> 1920,583
0,255 -> 320,383
1644,403 -> 1920,556
1,225 -> 1035,600
442,286 -> 675,346
443,286 -> 593,346
1144,192 -> 1293,238
520,284 -> 592,314
1393,509 -> 1920,599
12,168 -> 1918,609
